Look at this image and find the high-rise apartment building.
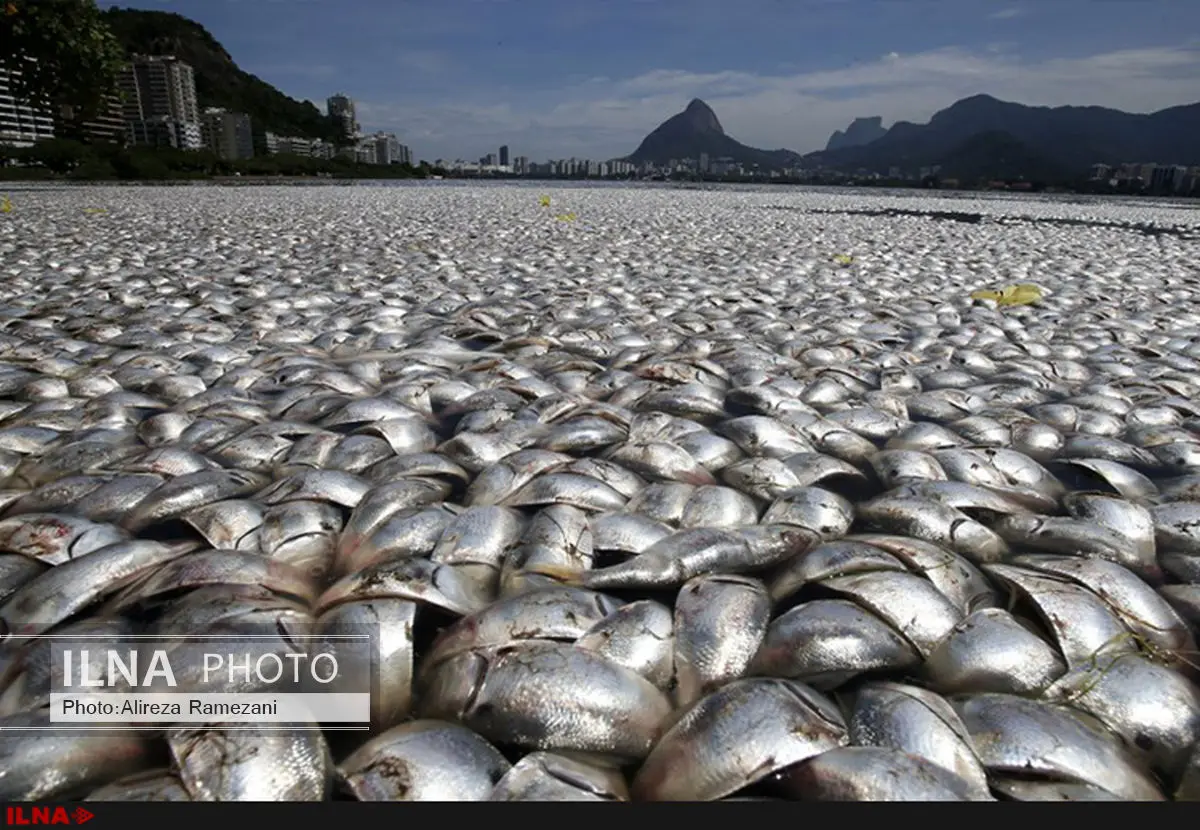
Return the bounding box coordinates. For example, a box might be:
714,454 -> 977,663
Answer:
58,93 -> 125,144
120,56 -> 203,150
327,94 -> 358,140
0,64 -> 56,147
121,56 -> 200,122
499,145 -> 509,166
201,108 -> 254,160
371,131 -> 403,164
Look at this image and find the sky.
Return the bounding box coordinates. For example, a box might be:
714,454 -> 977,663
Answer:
101,0 -> 1200,163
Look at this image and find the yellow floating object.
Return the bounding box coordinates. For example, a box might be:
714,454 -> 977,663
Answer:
833,254 -> 854,266
539,195 -> 551,207
971,283 -> 1043,307
0,196 -> 12,213
555,212 -> 576,222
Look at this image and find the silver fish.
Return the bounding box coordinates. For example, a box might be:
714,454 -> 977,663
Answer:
417,641 -> 671,762
490,752 -> 629,801
672,574 -> 770,708
169,725 -> 332,801
778,747 -> 992,801
336,720 -> 510,801
0,709 -> 156,800
953,693 -> 1165,801
631,678 -> 848,801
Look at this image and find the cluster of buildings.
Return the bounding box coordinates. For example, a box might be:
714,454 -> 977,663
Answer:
436,150 -> 836,180
435,148 -> 1200,193
434,149 -> 643,178
1089,162 -> 1200,194
0,57 -> 412,167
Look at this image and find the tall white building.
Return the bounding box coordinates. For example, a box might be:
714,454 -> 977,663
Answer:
371,131 -> 401,164
121,56 -> 199,122
0,64 -> 56,148
355,140 -> 377,165
120,56 -> 203,150
201,107 -> 254,160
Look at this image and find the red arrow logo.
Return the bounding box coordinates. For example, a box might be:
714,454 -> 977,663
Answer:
71,810 -> 93,825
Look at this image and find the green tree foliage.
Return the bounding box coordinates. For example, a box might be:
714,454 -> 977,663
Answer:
2,140 -> 427,182
0,0 -> 126,122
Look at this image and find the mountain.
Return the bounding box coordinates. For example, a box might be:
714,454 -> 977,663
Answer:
825,116 -> 887,151
624,99 -> 801,169
805,94 -> 1200,177
101,7 -> 340,141
933,131 -> 1071,183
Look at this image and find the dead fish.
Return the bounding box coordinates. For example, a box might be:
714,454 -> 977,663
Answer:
0,513 -> 129,565
169,725 -> 332,801
848,681 -> 991,799
0,539 -> 197,639
924,608 -> 1068,696
672,574 -> 770,708
421,585 -> 623,671
631,678 -> 848,801
749,599 -> 921,690
0,709 -> 157,800
336,720 -> 510,801
417,641 -> 672,762
777,746 -> 992,801
490,751 -> 629,801
857,495 -> 1008,564
953,693 -> 1165,801
533,525 -> 816,590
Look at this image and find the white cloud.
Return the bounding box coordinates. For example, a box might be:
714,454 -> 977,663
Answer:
356,43 -> 1200,162
988,7 -> 1025,20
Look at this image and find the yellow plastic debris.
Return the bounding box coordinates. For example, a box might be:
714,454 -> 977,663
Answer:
0,196 -> 12,213
833,254 -> 854,266
555,212 -> 577,222
539,195 -> 551,207
971,283 -> 1043,307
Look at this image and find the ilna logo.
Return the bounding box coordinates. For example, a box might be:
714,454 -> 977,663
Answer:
5,807 -> 94,825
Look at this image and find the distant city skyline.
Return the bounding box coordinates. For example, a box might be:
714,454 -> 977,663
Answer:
99,1 -> 1200,162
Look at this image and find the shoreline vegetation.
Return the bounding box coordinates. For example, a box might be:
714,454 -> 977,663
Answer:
1,140 -> 1195,199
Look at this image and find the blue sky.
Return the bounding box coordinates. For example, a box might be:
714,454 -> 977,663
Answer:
102,0 -> 1200,162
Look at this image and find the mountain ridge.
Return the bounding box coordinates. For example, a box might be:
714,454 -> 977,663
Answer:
825,116 -> 887,151
623,98 -> 801,169
806,93 -> 1200,174
623,93 -> 1200,177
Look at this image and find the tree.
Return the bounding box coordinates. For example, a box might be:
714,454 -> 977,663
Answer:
23,138 -> 91,173
1,1 -> 126,127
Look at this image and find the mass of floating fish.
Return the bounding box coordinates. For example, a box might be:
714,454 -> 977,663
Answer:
0,183 -> 1199,802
